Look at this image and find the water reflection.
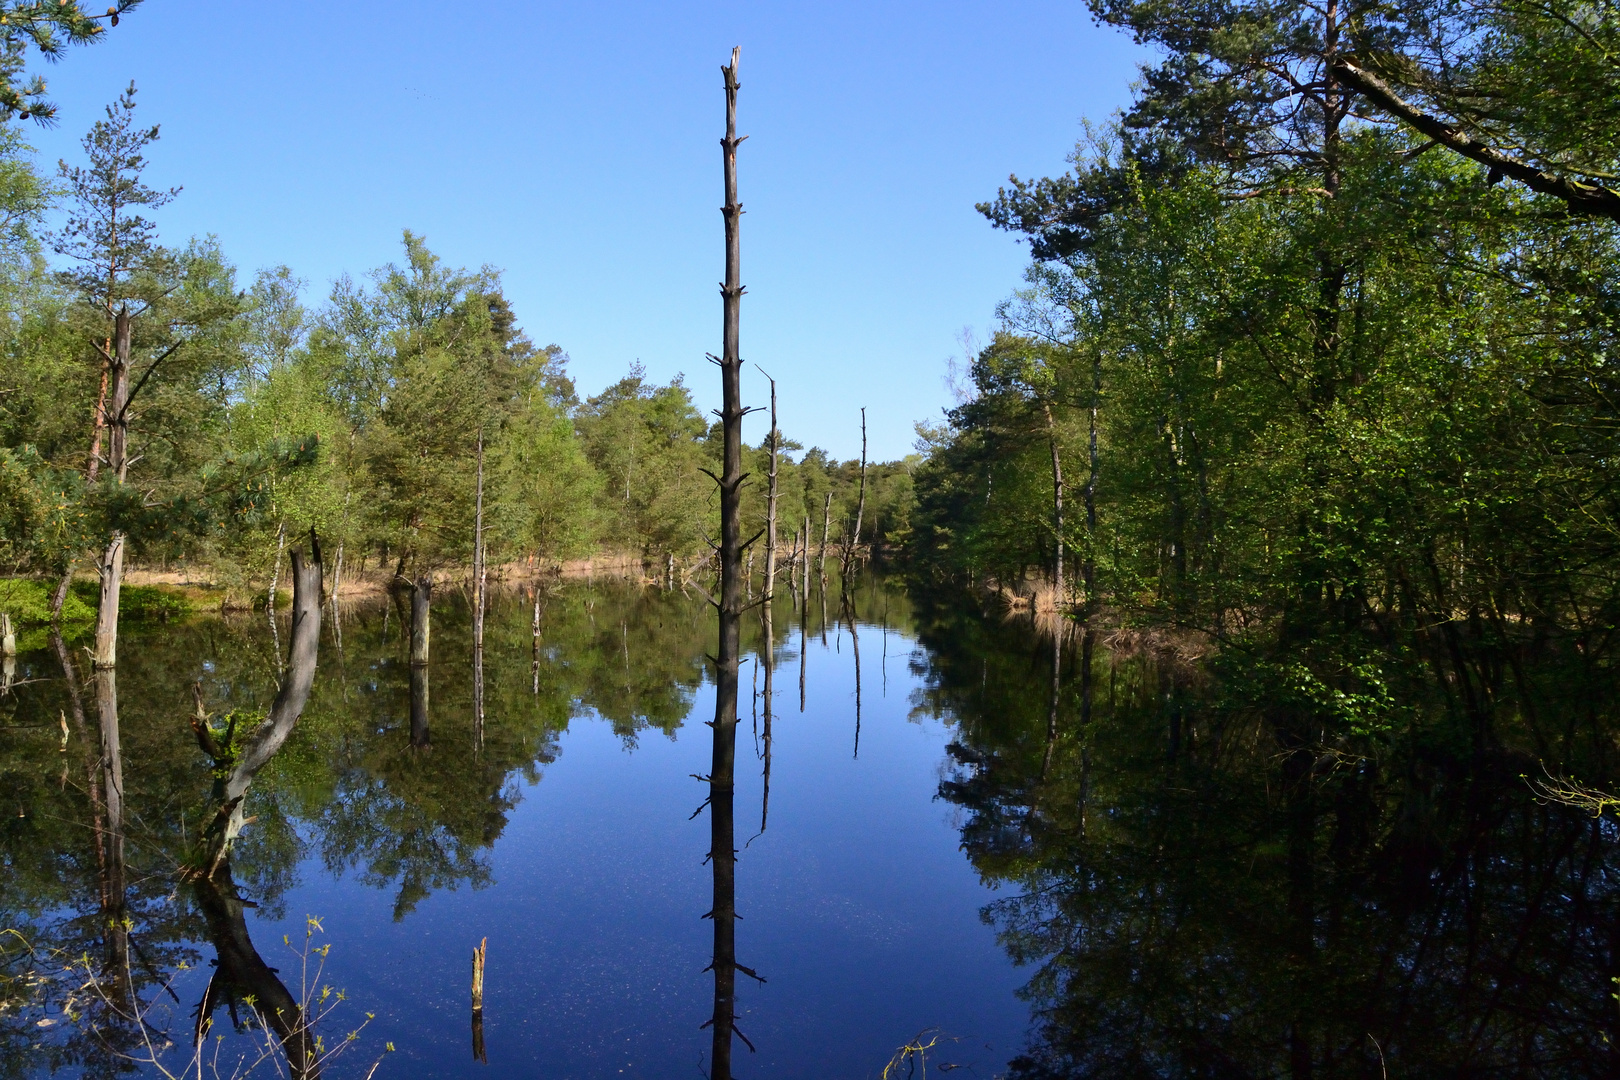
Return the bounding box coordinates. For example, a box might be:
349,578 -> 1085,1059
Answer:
10,569 -> 1614,1076
192,866 -> 320,1079
915,593 -> 1620,1078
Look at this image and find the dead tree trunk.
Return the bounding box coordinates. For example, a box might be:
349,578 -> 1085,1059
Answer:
473,433 -> 486,749
851,407 -> 867,568
411,576 -> 432,667
473,430 -> 486,652
707,47 -> 748,1080
1083,350 -> 1100,608
92,309 -> 133,669
193,537 -> 323,876
1042,402 -> 1065,608
267,519 -> 287,616
759,367 -> 779,603
818,491 -> 831,578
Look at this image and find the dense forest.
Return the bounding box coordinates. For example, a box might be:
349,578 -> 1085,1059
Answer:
0,84 -> 913,631
911,0 -> 1620,751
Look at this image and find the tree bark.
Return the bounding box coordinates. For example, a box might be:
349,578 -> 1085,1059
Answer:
195,539 -> 323,875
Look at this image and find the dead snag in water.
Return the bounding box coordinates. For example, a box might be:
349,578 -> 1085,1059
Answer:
471,936 -> 488,1063
194,533 -> 323,876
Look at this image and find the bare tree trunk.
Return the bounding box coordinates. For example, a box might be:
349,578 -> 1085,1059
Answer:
411,575 -> 432,666
707,48 -> 747,1080
1083,350 -> 1100,607
49,565 -> 74,623
267,517 -> 286,617
852,407 -> 867,561
818,492 -> 831,578
759,369 -> 779,602
473,434 -> 486,751
1042,402 -> 1065,609
92,310 -> 132,669
193,537 -> 323,875
473,431 -> 486,651
330,540 -> 344,606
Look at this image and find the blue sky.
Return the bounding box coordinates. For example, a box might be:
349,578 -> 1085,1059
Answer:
26,1 -> 1145,460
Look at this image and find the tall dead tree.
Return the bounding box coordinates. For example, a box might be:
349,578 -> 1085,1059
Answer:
842,408 -> 868,581
1043,402 -> 1066,607
704,47 -> 753,1080
91,309 -> 132,668
1083,351 -> 1100,607
473,433 -> 486,749
818,492 -> 831,578
757,366 -> 779,603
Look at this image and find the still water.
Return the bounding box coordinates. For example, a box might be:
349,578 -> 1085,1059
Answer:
4,574 -> 1619,1077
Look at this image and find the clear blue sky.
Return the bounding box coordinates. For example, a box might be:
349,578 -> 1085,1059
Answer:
26,1 -> 1144,460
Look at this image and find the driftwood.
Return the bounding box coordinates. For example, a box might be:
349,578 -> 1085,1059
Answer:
193,539 -> 323,876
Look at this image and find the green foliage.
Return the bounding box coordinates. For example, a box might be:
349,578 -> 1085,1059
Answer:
920,0 -> 1620,753
0,575 -> 88,623
0,2 -> 138,125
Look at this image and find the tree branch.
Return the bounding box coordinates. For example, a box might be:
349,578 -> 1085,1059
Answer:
1332,59 -> 1620,221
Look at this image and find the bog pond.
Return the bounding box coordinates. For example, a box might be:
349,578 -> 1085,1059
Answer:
3,575 -> 1617,1078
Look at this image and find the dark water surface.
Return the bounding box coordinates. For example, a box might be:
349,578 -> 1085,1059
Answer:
4,575 -> 1620,1078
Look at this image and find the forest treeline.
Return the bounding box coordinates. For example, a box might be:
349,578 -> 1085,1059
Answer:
0,85 -> 914,617
911,0 -> 1620,745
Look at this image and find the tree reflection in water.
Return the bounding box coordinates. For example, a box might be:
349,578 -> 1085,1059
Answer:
918,593 -> 1620,1078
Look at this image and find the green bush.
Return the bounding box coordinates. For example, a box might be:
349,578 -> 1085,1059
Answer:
0,577 -> 197,626
69,580 -> 193,622
0,578 -> 93,624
